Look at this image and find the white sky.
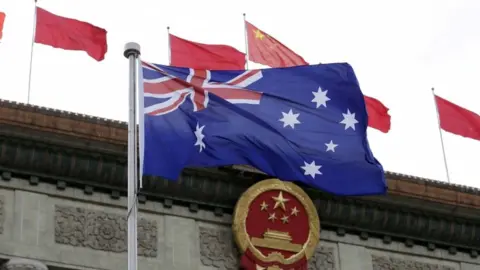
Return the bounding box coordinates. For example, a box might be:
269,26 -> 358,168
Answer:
0,0 -> 479,187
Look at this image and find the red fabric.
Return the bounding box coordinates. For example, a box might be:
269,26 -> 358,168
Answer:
435,95 -> 480,141
169,34 -> 246,70
0,12 -> 5,40
240,190 -> 310,269
245,21 -> 308,67
35,7 -> 107,61
364,96 -> 391,133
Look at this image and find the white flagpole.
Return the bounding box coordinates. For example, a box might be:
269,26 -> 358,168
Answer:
27,0 -> 37,104
431,87 -> 451,183
137,57 -> 144,189
124,42 -> 140,270
167,26 -> 171,65
243,13 -> 249,70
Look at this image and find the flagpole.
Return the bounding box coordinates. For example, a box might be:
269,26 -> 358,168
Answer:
167,26 -> 171,65
27,0 -> 37,104
431,87 -> 451,183
243,13 -> 249,69
124,42 -> 141,270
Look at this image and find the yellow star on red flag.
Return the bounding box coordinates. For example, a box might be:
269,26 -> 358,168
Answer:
253,29 -> 265,40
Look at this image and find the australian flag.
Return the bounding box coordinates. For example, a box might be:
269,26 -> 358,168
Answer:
140,61 -> 387,196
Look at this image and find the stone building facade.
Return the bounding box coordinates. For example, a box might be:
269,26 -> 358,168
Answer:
0,99 -> 479,270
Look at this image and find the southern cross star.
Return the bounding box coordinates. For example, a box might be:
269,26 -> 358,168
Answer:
301,160 -> 322,178
194,123 -> 206,152
311,86 -> 330,108
325,140 -> 338,152
340,109 -> 359,130
279,109 -> 301,129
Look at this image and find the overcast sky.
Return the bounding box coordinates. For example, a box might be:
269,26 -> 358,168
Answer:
0,0 -> 479,188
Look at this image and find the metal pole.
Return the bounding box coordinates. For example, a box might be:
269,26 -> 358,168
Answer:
137,60 -> 144,189
431,87 -> 451,183
243,13 -> 249,70
27,0 -> 37,104
124,42 -> 141,270
167,26 -> 171,65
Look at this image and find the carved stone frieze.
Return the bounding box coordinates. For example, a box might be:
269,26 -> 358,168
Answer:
308,246 -> 336,270
372,255 -> 455,270
1,258 -> 48,270
198,226 -> 239,270
0,195 -> 4,234
54,205 -> 157,257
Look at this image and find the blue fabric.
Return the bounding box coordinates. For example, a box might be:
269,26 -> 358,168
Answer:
141,62 -> 386,195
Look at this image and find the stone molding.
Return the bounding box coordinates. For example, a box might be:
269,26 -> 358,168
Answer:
54,205 -> 158,257
198,226 -> 238,269
2,111 -> 480,253
371,255 -> 455,270
198,226 -> 337,270
308,246 -> 336,270
0,258 -> 48,270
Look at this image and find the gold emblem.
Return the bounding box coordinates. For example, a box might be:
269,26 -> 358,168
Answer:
232,178 -> 321,267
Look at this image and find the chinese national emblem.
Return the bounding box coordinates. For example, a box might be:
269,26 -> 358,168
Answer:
232,179 -> 320,270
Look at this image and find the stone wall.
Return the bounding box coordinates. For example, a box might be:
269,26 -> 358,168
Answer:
0,176 -> 478,270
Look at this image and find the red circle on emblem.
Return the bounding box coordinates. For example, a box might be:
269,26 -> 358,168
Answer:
245,189 -> 310,259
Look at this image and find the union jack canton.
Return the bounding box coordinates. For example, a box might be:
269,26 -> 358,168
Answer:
142,62 -> 263,115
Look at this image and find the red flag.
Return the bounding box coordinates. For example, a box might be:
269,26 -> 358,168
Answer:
245,21 -> 308,67
365,96 -> 391,133
0,12 -> 5,40
170,34 -> 246,70
435,95 -> 480,141
244,21 -> 391,133
35,7 -> 107,61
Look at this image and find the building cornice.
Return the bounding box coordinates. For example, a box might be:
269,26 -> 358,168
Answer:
1,99 -> 480,254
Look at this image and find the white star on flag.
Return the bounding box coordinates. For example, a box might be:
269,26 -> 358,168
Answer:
311,87 -> 330,108
340,109 -> 359,130
279,109 -> 301,129
301,160 -> 322,178
325,140 -> 338,152
194,123 -> 206,152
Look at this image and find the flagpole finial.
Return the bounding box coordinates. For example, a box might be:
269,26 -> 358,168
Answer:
167,26 -> 170,30
431,87 -> 435,92
124,42 -> 140,58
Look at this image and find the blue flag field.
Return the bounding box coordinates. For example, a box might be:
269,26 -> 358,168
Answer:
140,62 -> 387,196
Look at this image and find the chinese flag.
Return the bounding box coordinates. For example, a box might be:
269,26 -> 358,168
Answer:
0,12 -> 5,40
35,7 -> 107,61
245,20 -> 391,133
245,20 -> 308,67
365,96 -> 391,133
435,95 -> 480,141
170,34 -> 246,70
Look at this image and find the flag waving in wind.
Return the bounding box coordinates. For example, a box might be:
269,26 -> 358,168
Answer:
141,62 -> 386,195
0,12 -> 5,41
169,34 -> 246,70
246,20 -> 308,67
35,7 -> 108,61
435,95 -> 480,141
